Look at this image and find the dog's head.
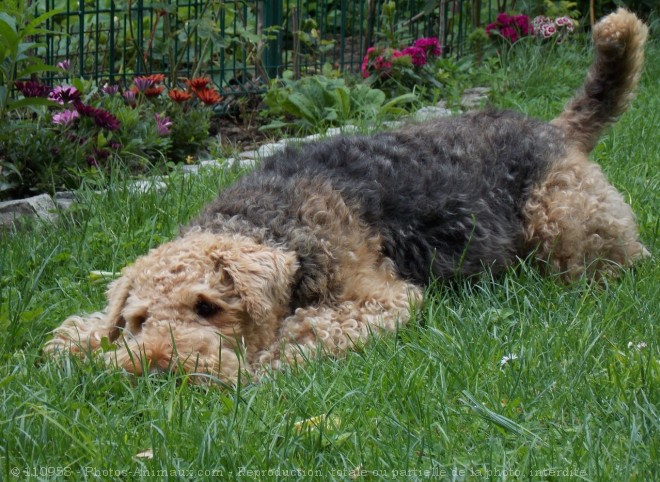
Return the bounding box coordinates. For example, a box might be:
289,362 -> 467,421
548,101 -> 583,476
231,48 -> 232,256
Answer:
102,231 -> 298,379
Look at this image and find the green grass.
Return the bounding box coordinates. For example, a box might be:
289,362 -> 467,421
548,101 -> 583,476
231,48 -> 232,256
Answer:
1,39 -> 658,481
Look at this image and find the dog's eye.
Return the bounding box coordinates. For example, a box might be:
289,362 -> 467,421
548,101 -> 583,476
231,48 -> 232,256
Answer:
195,299 -> 221,318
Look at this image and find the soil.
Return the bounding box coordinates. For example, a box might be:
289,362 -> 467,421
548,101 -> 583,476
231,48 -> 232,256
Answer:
208,115 -> 275,153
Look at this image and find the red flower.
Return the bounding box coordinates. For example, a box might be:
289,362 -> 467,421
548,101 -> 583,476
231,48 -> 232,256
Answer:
147,73 -> 166,84
186,77 -> 212,91
194,88 -> 222,105
143,85 -> 165,98
168,88 -> 193,103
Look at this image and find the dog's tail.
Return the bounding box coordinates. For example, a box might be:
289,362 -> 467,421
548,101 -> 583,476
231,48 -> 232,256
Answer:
552,8 -> 648,153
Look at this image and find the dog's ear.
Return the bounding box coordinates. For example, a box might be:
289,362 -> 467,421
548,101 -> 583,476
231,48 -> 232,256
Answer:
105,274 -> 131,341
212,243 -> 298,324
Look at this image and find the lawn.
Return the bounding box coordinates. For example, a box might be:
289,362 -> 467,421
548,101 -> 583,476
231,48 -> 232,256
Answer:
0,39 -> 658,481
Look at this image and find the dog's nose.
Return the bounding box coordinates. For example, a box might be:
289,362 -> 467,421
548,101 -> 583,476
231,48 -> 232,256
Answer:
148,365 -> 167,375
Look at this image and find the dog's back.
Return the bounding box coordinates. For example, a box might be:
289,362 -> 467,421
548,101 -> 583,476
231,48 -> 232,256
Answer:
197,9 -> 648,284
255,111 -> 564,282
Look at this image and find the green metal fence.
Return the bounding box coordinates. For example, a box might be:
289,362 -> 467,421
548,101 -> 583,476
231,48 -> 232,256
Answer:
35,0 -> 493,95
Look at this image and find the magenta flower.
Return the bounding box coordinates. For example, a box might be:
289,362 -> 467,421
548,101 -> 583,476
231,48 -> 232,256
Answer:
49,85 -> 81,105
154,113 -> 172,136
500,26 -> 519,43
496,13 -> 511,24
401,46 -> 427,67
487,13 -> 532,43
15,80 -> 51,98
413,37 -> 442,57
514,15 -> 532,35
75,103 -> 121,131
87,148 -> 111,167
52,109 -> 80,127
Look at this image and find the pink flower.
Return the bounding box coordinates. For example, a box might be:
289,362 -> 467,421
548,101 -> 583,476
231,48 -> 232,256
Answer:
541,23 -> 557,38
57,59 -> 71,71
52,109 -> 79,127
154,113 -> 172,136
132,76 -> 154,92
374,56 -> 392,73
123,90 -> 136,105
556,17 -> 575,32
49,85 -> 81,105
102,83 -> 120,96
361,57 -> 370,78
401,46 -> 427,67
533,16 -> 551,29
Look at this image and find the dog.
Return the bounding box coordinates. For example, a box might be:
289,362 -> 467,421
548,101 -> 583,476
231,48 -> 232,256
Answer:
44,10 -> 649,383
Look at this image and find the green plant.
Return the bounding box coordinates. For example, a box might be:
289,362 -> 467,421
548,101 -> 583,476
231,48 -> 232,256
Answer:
0,120 -> 81,196
0,0 -> 62,119
543,0 -> 580,20
262,73 -> 416,133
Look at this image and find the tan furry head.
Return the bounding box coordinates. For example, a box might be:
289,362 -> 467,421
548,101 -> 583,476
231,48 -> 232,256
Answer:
45,232 -> 300,380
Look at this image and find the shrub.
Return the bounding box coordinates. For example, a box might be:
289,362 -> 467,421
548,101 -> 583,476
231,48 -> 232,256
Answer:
0,72 -> 223,199
360,37 -> 444,98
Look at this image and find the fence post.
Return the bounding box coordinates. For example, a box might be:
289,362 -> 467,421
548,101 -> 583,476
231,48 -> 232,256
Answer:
263,0 -> 282,79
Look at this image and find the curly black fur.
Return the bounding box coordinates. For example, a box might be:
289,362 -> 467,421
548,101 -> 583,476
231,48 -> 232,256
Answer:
192,110 -> 566,298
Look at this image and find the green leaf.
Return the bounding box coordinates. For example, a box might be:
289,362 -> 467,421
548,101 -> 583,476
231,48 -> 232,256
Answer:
284,92 -> 320,124
22,8 -> 64,38
0,17 -> 19,49
7,97 -> 59,110
0,13 -> 17,32
16,62 -> 60,78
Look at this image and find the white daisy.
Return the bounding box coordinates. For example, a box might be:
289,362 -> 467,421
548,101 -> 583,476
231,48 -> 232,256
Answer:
499,353 -> 519,370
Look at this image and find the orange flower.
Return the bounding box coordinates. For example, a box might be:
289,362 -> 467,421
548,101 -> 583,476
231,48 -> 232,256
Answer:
194,87 -> 222,105
186,77 -> 211,91
143,85 -> 165,98
168,88 -> 193,103
147,73 -> 166,84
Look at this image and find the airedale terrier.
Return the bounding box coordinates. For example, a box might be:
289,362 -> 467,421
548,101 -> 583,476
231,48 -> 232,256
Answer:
45,10 -> 649,382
